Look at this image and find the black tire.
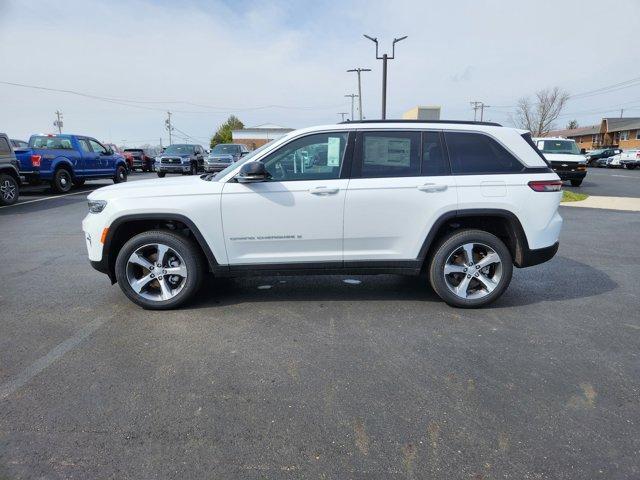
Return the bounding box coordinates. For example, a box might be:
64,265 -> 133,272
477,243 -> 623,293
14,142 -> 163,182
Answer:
113,164 -> 128,184
0,173 -> 19,206
428,229 -> 513,308
115,230 -> 204,310
627,165 -> 636,170
570,179 -> 583,187
51,167 -> 73,193
73,178 -> 86,187
157,172 -> 166,178
190,163 -> 197,175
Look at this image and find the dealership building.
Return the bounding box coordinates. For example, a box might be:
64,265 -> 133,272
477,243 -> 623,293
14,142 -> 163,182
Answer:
232,124 -> 293,150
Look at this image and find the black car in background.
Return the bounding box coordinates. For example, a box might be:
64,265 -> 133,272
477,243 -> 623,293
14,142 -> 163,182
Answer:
124,148 -> 155,172
0,133 -> 21,206
585,148 -> 622,166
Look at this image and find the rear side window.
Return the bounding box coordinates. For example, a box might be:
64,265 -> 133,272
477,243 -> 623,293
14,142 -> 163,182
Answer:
30,136 -> 74,150
445,132 -> 524,174
0,137 -> 11,154
422,131 -> 449,176
360,131 -> 421,177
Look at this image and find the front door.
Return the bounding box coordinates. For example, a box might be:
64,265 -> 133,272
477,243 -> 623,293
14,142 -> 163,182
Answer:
88,139 -> 110,174
343,130 -> 457,261
77,138 -> 98,176
221,131 -> 352,265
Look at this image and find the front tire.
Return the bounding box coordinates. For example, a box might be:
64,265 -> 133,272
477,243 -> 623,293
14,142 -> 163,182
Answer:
190,163 -> 197,175
73,178 -> 86,187
428,229 -> 513,308
115,230 -> 203,310
627,165 -> 636,170
52,168 -> 73,193
113,164 -> 127,184
157,172 -> 166,178
570,179 -> 583,187
0,173 -> 19,206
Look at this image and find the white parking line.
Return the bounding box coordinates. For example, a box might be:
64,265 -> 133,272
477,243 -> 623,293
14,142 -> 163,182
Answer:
0,315 -> 111,400
0,189 -> 91,209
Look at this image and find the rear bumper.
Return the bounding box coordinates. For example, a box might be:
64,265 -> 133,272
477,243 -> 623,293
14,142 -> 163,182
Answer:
518,242 -> 559,268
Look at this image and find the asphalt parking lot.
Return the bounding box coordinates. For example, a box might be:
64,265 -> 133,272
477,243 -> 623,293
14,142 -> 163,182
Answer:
1,170 -> 639,479
565,166 -> 640,197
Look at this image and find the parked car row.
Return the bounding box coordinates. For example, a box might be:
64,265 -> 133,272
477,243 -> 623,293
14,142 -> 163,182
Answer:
154,143 -> 249,177
592,149 -> 640,169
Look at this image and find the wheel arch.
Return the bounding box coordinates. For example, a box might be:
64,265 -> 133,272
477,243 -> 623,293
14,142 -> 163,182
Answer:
418,209 -> 531,268
102,213 -> 222,283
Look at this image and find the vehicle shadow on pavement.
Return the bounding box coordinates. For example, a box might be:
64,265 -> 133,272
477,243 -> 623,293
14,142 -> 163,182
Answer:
186,255 -> 616,310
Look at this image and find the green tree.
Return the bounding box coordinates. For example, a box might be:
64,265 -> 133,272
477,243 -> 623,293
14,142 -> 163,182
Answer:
566,120 -> 579,130
210,115 -> 244,148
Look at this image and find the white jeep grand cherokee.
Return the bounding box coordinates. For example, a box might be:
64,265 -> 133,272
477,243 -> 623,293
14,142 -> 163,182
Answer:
83,120 -> 563,309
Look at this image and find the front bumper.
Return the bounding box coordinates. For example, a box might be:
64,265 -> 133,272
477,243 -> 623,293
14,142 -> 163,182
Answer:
156,164 -> 190,173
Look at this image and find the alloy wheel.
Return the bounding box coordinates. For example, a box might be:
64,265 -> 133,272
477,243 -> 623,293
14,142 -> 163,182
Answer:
126,243 -> 188,301
1,179 -> 16,201
443,242 -> 503,300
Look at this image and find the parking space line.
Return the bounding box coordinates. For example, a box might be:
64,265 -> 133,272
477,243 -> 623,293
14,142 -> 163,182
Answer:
0,315 -> 110,400
0,189 -> 91,209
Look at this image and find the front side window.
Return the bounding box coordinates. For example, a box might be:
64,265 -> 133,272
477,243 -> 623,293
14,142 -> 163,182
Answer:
445,132 -> 523,174
261,132 -> 348,181
78,139 -> 91,153
359,131 -> 420,178
422,131 -> 449,176
89,139 -> 107,154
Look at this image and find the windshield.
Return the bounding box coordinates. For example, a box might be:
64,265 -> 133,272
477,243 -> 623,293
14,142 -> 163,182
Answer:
211,144 -> 240,154
204,140 -> 277,181
163,144 -> 195,155
538,140 -> 581,155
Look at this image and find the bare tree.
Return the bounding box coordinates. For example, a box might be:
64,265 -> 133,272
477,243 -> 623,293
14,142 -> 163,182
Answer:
513,87 -> 570,136
566,119 -> 579,130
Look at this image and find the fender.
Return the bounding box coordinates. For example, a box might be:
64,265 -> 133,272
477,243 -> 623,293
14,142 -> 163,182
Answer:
50,156 -> 75,175
100,213 -> 225,283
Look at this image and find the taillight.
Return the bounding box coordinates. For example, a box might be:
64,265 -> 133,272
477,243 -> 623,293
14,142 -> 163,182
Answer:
636,152 -> 640,159
31,154 -> 42,168
528,180 -> 562,192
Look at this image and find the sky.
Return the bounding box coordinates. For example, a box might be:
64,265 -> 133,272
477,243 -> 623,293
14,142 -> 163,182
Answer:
1,0 -> 639,146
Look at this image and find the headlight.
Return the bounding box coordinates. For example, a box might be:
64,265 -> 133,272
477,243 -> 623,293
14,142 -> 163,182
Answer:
88,199 -> 107,214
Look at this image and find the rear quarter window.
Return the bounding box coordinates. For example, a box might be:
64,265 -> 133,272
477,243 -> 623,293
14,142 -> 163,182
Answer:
445,132 -> 524,174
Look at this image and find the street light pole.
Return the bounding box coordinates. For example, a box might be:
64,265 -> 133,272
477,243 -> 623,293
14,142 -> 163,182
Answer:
337,112 -> 349,122
364,34 -> 407,119
347,68 -> 371,120
345,94 -> 358,121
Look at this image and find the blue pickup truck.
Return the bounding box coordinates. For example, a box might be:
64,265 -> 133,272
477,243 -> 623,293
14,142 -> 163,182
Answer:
16,134 -> 128,193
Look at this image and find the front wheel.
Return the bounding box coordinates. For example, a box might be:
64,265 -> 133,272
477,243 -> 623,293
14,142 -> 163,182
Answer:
428,229 -> 513,308
73,178 -> 86,187
113,165 -> 128,184
0,173 -> 19,206
115,230 -> 203,310
190,163 -> 197,175
157,172 -> 166,178
52,168 -> 73,193
570,179 -> 583,187
626,165 -> 636,170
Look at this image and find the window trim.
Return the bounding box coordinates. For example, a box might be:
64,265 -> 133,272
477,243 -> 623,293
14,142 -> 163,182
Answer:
442,130 -> 526,176
256,130 -> 355,182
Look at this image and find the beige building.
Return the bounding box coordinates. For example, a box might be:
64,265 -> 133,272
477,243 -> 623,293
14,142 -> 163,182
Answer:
231,124 -> 293,150
402,106 -> 441,121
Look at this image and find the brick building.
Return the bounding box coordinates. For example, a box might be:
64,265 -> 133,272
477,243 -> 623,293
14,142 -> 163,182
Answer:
546,117 -> 640,151
231,124 -> 293,150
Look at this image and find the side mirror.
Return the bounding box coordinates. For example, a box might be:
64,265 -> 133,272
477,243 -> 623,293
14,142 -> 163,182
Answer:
104,148 -> 113,155
236,162 -> 270,183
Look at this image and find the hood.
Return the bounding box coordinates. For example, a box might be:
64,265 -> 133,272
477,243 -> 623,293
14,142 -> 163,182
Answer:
207,153 -> 234,161
88,175 -> 223,201
543,153 -> 586,163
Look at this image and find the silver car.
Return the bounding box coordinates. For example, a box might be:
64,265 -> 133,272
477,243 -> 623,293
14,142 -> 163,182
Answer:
204,144 -> 249,173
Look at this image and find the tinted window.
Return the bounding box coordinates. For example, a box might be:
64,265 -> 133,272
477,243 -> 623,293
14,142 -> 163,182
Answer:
262,132 -> 348,181
30,136 -> 74,150
445,132 -> 523,174
360,131 -> 420,178
78,139 -> 92,153
422,131 -> 449,176
0,137 -> 10,154
89,139 -> 107,154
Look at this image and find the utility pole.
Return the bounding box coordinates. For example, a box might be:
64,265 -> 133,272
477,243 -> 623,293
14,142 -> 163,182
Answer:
165,111 -> 174,145
347,67 -> 371,120
337,112 -> 349,122
345,94 -> 358,121
363,34 -> 407,119
470,101 -> 488,121
53,110 -> 63,133
620,108 -> 624,118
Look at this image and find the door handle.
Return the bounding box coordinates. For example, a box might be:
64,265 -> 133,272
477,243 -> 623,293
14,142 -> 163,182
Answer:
417,183 -> 448,193
309,186 -> 339,195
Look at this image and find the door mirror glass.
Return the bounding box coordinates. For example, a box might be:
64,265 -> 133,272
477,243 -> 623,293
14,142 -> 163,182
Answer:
236,162 -> 270,183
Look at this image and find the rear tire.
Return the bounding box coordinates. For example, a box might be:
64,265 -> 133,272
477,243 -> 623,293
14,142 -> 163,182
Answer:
115,230 -> 203,310
113,164 -> 127,184
190,163 -> 197,175
570,179 -> 583,187
51,168 -> 73,193
428,229 -> 513,308
627,165 -> 636,170
0,173 -> 19,206
73,178 -> 86,187
157,172 -> 166,178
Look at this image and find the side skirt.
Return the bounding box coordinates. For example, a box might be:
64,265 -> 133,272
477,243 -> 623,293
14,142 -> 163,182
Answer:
223,260 -> 423,278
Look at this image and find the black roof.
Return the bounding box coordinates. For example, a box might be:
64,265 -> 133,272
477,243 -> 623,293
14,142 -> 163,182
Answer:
340,119 -> 502,127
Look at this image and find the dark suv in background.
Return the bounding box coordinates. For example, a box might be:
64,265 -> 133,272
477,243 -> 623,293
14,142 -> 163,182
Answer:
0,133 -> 21,206
155,144 -> 206,177
585,148 -> 622,166
204,143 -> 250,173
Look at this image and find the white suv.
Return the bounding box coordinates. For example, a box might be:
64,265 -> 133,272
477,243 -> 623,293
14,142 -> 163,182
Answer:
83,120 -> 563,309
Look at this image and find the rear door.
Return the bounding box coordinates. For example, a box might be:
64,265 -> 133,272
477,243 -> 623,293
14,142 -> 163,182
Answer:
343,130 -> 457,261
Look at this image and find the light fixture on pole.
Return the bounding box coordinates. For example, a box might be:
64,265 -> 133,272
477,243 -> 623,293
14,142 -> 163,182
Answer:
363,34 -> 407,119
347,67 -> 371,120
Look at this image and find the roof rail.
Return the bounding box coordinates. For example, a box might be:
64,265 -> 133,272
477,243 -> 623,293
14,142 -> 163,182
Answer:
340,119 -> 502,127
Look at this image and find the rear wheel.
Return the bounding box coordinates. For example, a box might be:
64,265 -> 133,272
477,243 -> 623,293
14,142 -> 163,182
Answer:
428,229 -> 513,308
73,178 -> 86,187
190,163 -> 197,175
115,230 -> 203,310
157,172 -> 166,178
570,179 -> 583,187
52,168 -> 73,193
0,173 -> 19,206
113,164 -> 127,184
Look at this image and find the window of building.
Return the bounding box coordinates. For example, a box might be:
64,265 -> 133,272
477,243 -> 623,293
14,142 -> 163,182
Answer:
445,132 -> 524,174
262,132 -> 348,181
620,130 -> 629,141
359,131 -> 421,178
636,130 -> 640,140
